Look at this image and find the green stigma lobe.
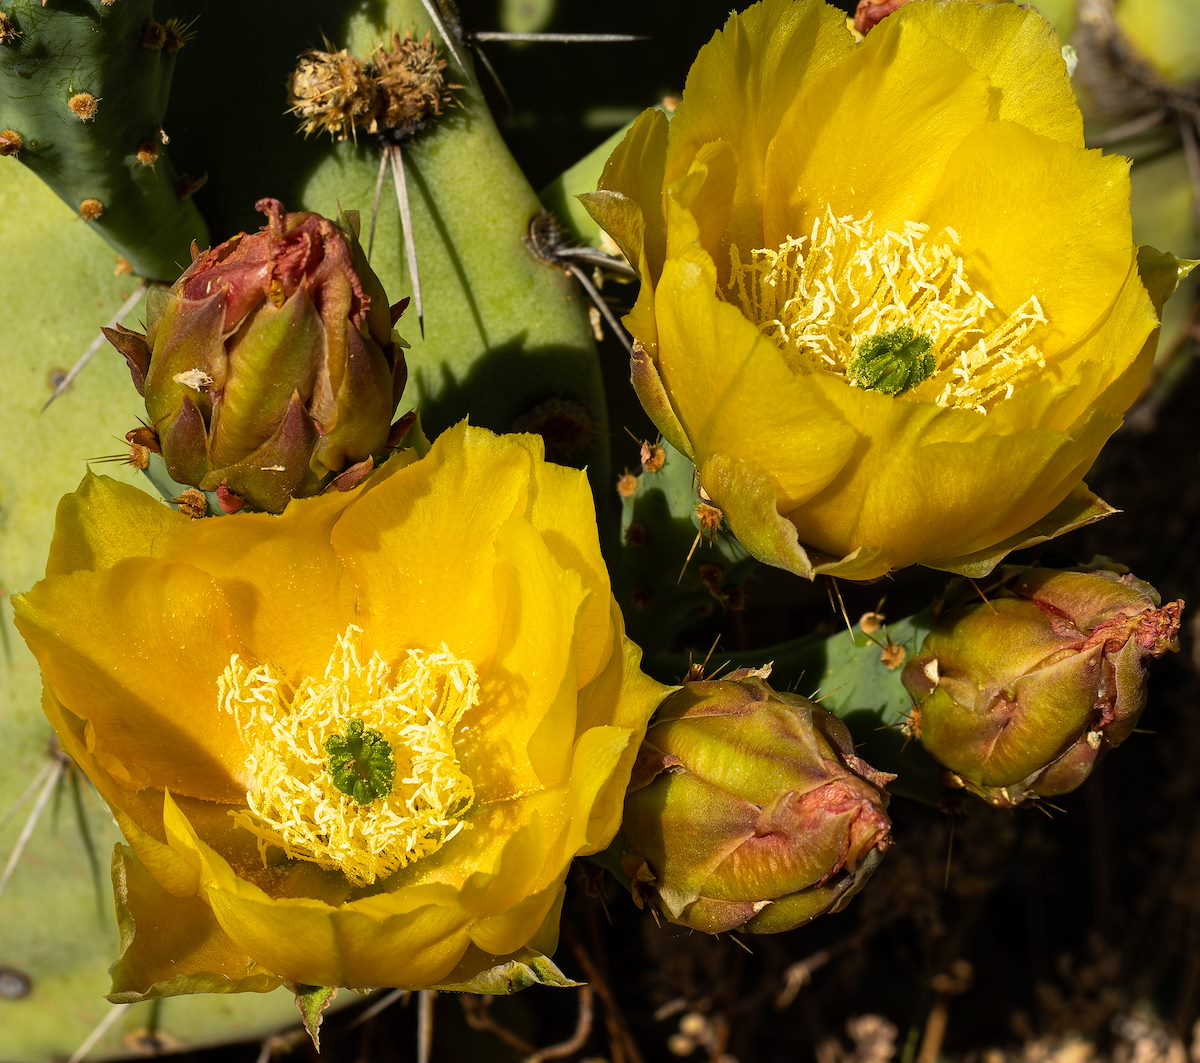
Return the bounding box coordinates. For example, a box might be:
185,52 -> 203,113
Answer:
325,720 -> 396,805
849,327 -> 936,396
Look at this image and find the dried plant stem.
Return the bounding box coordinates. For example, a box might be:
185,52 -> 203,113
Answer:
522,986 -> 595,1063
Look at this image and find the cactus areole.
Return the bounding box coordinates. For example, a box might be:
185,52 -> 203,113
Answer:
104,198 -> 410,513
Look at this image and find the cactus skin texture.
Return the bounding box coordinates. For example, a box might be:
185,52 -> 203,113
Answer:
615,437 -> 755,655
0,0 -> 207,278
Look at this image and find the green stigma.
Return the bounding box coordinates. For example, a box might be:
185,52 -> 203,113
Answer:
849,327 -> 936,396
325,720 -> 396,806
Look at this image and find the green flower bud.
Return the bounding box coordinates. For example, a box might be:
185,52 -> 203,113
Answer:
104,198 -> 408,513
619,674 -> 892,935
903,566 -> 1184,807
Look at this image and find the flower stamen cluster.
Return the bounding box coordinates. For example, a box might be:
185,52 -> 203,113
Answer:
219,625 -> 478,887
728,207 -> 1049,413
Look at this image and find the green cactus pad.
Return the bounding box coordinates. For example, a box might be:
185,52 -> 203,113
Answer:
0,0 -> 207,279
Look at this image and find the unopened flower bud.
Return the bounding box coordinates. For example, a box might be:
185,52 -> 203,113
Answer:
620,674 -> 892,934
105,198 -> 408,513
903,566 -> 1183,807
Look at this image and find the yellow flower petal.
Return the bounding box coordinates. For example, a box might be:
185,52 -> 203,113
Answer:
665,0 -> 853,255
763,16 -> 992,239
109,844 -> 282,1001
15,560 -> 248,802
462,518 -> 583,798
163,486 -> 364,680
922,122 -> 1134,349
655,242 -> 856,511
330,422 -> 528,667
46,473 -> 186,577
526,461 -> 616,688
164,793 -> 473,988
893,1 -> 1083,146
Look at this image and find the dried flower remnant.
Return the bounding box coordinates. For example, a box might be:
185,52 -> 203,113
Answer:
287,31 -> 459,144
68,93 -> 98,121
140,19 -> 165,49
288,48 -> 378,142
372,31 -> 458,142
640,440 -> 666,474
135,140 -> 159,167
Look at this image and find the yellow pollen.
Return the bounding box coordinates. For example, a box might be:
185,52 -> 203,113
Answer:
728,206 -> 1049,413
218,625 -> 478,887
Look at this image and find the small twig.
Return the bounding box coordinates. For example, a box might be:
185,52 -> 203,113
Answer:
569,920 -> 645,1063
472,32 -> 647,43
254,1026 -> 310,1063
461,995 -> 535,1056
42,282 -> 148,412
417,989 -> 436,1063
522,985 -> 595,1063
68,1003 -> 130,1063
1086,107 -> 1168,147
349,987 -> 407,1029
1179,112 -> 1200,235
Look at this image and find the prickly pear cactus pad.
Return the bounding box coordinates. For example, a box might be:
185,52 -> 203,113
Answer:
3,0 -> 1199,1059
0,0 -> 207,278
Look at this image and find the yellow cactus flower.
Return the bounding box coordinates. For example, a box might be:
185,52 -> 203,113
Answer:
585,0 -> 1185,581
13,423 -> 665,996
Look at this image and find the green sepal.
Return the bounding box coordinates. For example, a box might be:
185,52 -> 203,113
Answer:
433,948 -> 581,994
540,123 -> 632,246
1136,244 -> 1197,317
290,983 -> 338,1051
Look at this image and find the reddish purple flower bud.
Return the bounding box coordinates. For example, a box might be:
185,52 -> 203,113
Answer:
903,565 -> 1183,807
105,198 -> 407,513
620,673 -> 892,934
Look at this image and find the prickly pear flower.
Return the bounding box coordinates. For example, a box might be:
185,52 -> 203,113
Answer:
13,424 -> 665,995
104,198 -> 408,514
585,0 -> 1184,580
902,565 -> 1183,807
619,673 -> 892,934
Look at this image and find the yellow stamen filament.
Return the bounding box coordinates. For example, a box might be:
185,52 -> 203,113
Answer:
728,207 -> 1049,413
219,625 -> 478,887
